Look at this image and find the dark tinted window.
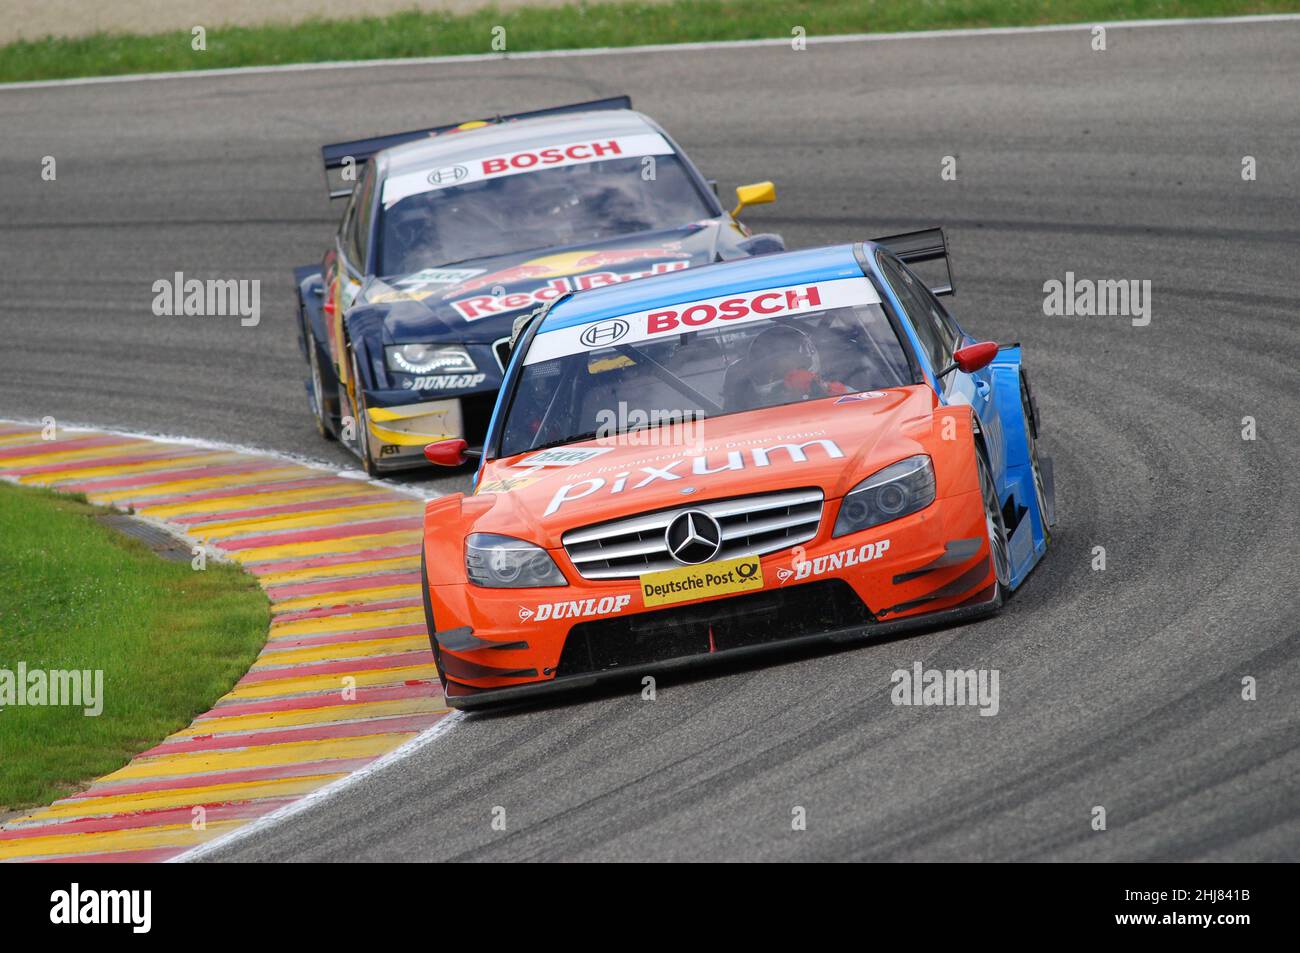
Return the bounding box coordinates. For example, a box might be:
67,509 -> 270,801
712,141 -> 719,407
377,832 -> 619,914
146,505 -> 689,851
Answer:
918,280 -> 964,354
500,301 -> 910,457
350,164 -> 377,270
878,253 -> 957,371
342,164 -> 376,270
377,154 -> 712,276
337,179 -> 362,265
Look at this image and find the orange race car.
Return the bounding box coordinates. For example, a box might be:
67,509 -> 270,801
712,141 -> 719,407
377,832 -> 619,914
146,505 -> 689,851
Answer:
419,234 -> 1054,708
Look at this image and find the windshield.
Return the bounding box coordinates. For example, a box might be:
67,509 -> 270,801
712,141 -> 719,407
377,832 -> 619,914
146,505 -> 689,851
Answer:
499,297 -> 912,458
377,154 -> 713,276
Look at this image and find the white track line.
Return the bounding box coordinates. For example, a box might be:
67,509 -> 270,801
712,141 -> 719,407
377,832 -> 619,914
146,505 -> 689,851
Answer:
2,14 -> 1298,91
170,711 -> 464,863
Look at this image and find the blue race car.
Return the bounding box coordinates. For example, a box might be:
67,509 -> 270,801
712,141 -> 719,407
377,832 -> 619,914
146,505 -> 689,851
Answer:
418,231 -> 1056,708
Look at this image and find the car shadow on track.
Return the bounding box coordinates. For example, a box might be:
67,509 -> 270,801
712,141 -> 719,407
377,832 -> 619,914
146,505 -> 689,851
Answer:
458,610 -> 1005,720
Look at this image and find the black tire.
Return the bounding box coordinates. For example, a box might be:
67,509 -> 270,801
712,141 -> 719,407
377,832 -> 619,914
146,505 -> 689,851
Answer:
977,450 -> 1011,599
348,346 -> 381,477
307,337 -> 337,441
420,550 -> 450,694
1020,373 -> 1051,542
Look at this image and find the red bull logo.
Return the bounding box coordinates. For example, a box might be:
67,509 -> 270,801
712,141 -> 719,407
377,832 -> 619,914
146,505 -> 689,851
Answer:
451,260 -> 691,321
441,247 -> 690,300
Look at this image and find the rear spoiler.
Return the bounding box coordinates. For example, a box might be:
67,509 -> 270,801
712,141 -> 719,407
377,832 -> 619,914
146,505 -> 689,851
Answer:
871,227 -> 954,296
320,95 -> 634,199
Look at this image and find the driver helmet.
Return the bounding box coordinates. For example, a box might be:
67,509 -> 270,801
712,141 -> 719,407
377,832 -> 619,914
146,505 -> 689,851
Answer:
748,323 -> 820,397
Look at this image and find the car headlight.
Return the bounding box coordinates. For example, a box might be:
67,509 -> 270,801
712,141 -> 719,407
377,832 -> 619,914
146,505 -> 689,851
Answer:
833,455 -> 936,537
385,344 -> 477,375
465,533 -> 567,588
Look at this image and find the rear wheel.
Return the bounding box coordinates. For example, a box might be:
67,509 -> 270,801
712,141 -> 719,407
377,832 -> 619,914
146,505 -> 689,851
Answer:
978,451 -> 1011,595
308,339 -> 336,441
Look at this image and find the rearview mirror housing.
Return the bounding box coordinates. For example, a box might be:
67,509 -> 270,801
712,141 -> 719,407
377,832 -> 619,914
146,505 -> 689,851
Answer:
731,181 -> 776,217
938,341 -> 999,379
425,438 -> 474,466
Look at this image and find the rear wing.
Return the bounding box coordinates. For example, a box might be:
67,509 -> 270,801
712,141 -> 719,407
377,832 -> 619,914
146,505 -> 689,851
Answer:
871,227 -> 955,296
320,95 -> 633,199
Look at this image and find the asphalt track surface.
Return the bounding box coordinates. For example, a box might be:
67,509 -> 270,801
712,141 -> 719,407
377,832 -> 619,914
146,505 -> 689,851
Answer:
2,20 -> 1297,861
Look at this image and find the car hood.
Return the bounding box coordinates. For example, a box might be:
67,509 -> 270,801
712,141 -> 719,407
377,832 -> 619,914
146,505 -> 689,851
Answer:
364,221 -> 730,344
469,385 -> 942,549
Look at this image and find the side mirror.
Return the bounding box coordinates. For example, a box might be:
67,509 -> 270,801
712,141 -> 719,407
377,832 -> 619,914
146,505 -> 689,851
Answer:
731,181 -> 776,217
424,438 -> 481,467
938,341 -> 999,379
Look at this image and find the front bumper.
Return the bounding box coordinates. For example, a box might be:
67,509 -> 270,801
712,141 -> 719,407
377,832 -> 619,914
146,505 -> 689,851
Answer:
363,388 -> 499,472
427,486 -> 998,708
364,399 -> 464,471
440,586 -> 999,710
360,340 -> 505,471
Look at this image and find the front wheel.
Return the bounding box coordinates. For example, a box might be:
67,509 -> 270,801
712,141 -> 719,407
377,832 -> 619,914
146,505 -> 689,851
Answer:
1021,374 -> 1051,543
978,451 -> 1011,597
348,346 -> 381,477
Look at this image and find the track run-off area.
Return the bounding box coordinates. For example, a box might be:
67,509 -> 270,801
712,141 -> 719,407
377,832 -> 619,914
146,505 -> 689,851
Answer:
0,423 -> 450,861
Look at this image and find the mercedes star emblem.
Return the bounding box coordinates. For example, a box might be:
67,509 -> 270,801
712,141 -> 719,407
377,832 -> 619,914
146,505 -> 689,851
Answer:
665,510 -> 723,565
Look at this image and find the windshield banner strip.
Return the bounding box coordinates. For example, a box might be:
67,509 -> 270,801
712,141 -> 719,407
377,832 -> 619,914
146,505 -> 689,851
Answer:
523,276 -> 882,365
381,132 -> 675,208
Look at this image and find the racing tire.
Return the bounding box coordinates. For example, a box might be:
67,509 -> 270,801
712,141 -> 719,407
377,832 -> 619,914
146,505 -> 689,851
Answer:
977,450 -> 1011,599
420,550 -> 450,695
348,345 -> 381,477
1020,373 -> 1051,544
308,337 -> 338,441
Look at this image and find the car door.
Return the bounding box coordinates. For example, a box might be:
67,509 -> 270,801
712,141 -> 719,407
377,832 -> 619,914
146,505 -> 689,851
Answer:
324,163 -> 375,382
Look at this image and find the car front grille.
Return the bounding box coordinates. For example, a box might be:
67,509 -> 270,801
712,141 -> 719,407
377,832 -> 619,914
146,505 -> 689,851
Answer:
555,579 -> 873,677
562,488 -> 824,580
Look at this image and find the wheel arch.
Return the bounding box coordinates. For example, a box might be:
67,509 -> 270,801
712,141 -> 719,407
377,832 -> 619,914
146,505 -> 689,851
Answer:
342,306 -> 390,393
296,268 -> 329,358
986,347 -> 1051,586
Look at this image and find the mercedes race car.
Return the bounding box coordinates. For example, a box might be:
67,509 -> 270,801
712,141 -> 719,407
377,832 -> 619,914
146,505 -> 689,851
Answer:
294,96 -> 784,474
418,232 -> 1055,708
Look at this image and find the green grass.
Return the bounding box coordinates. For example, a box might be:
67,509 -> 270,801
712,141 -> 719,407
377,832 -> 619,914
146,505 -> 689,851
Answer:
2,0 -> 1296,84
0,482 -> 268,810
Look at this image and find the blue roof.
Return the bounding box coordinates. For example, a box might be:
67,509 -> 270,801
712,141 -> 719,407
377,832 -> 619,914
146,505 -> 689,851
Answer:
538,243 -> 865,332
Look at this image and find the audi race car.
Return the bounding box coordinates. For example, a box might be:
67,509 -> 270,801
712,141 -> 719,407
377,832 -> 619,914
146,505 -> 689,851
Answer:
417,231 -> 1055,708
294,96 -> 785,474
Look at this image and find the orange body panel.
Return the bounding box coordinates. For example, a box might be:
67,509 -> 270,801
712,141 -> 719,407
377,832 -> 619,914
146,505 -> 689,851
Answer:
422,385 -> 996,696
